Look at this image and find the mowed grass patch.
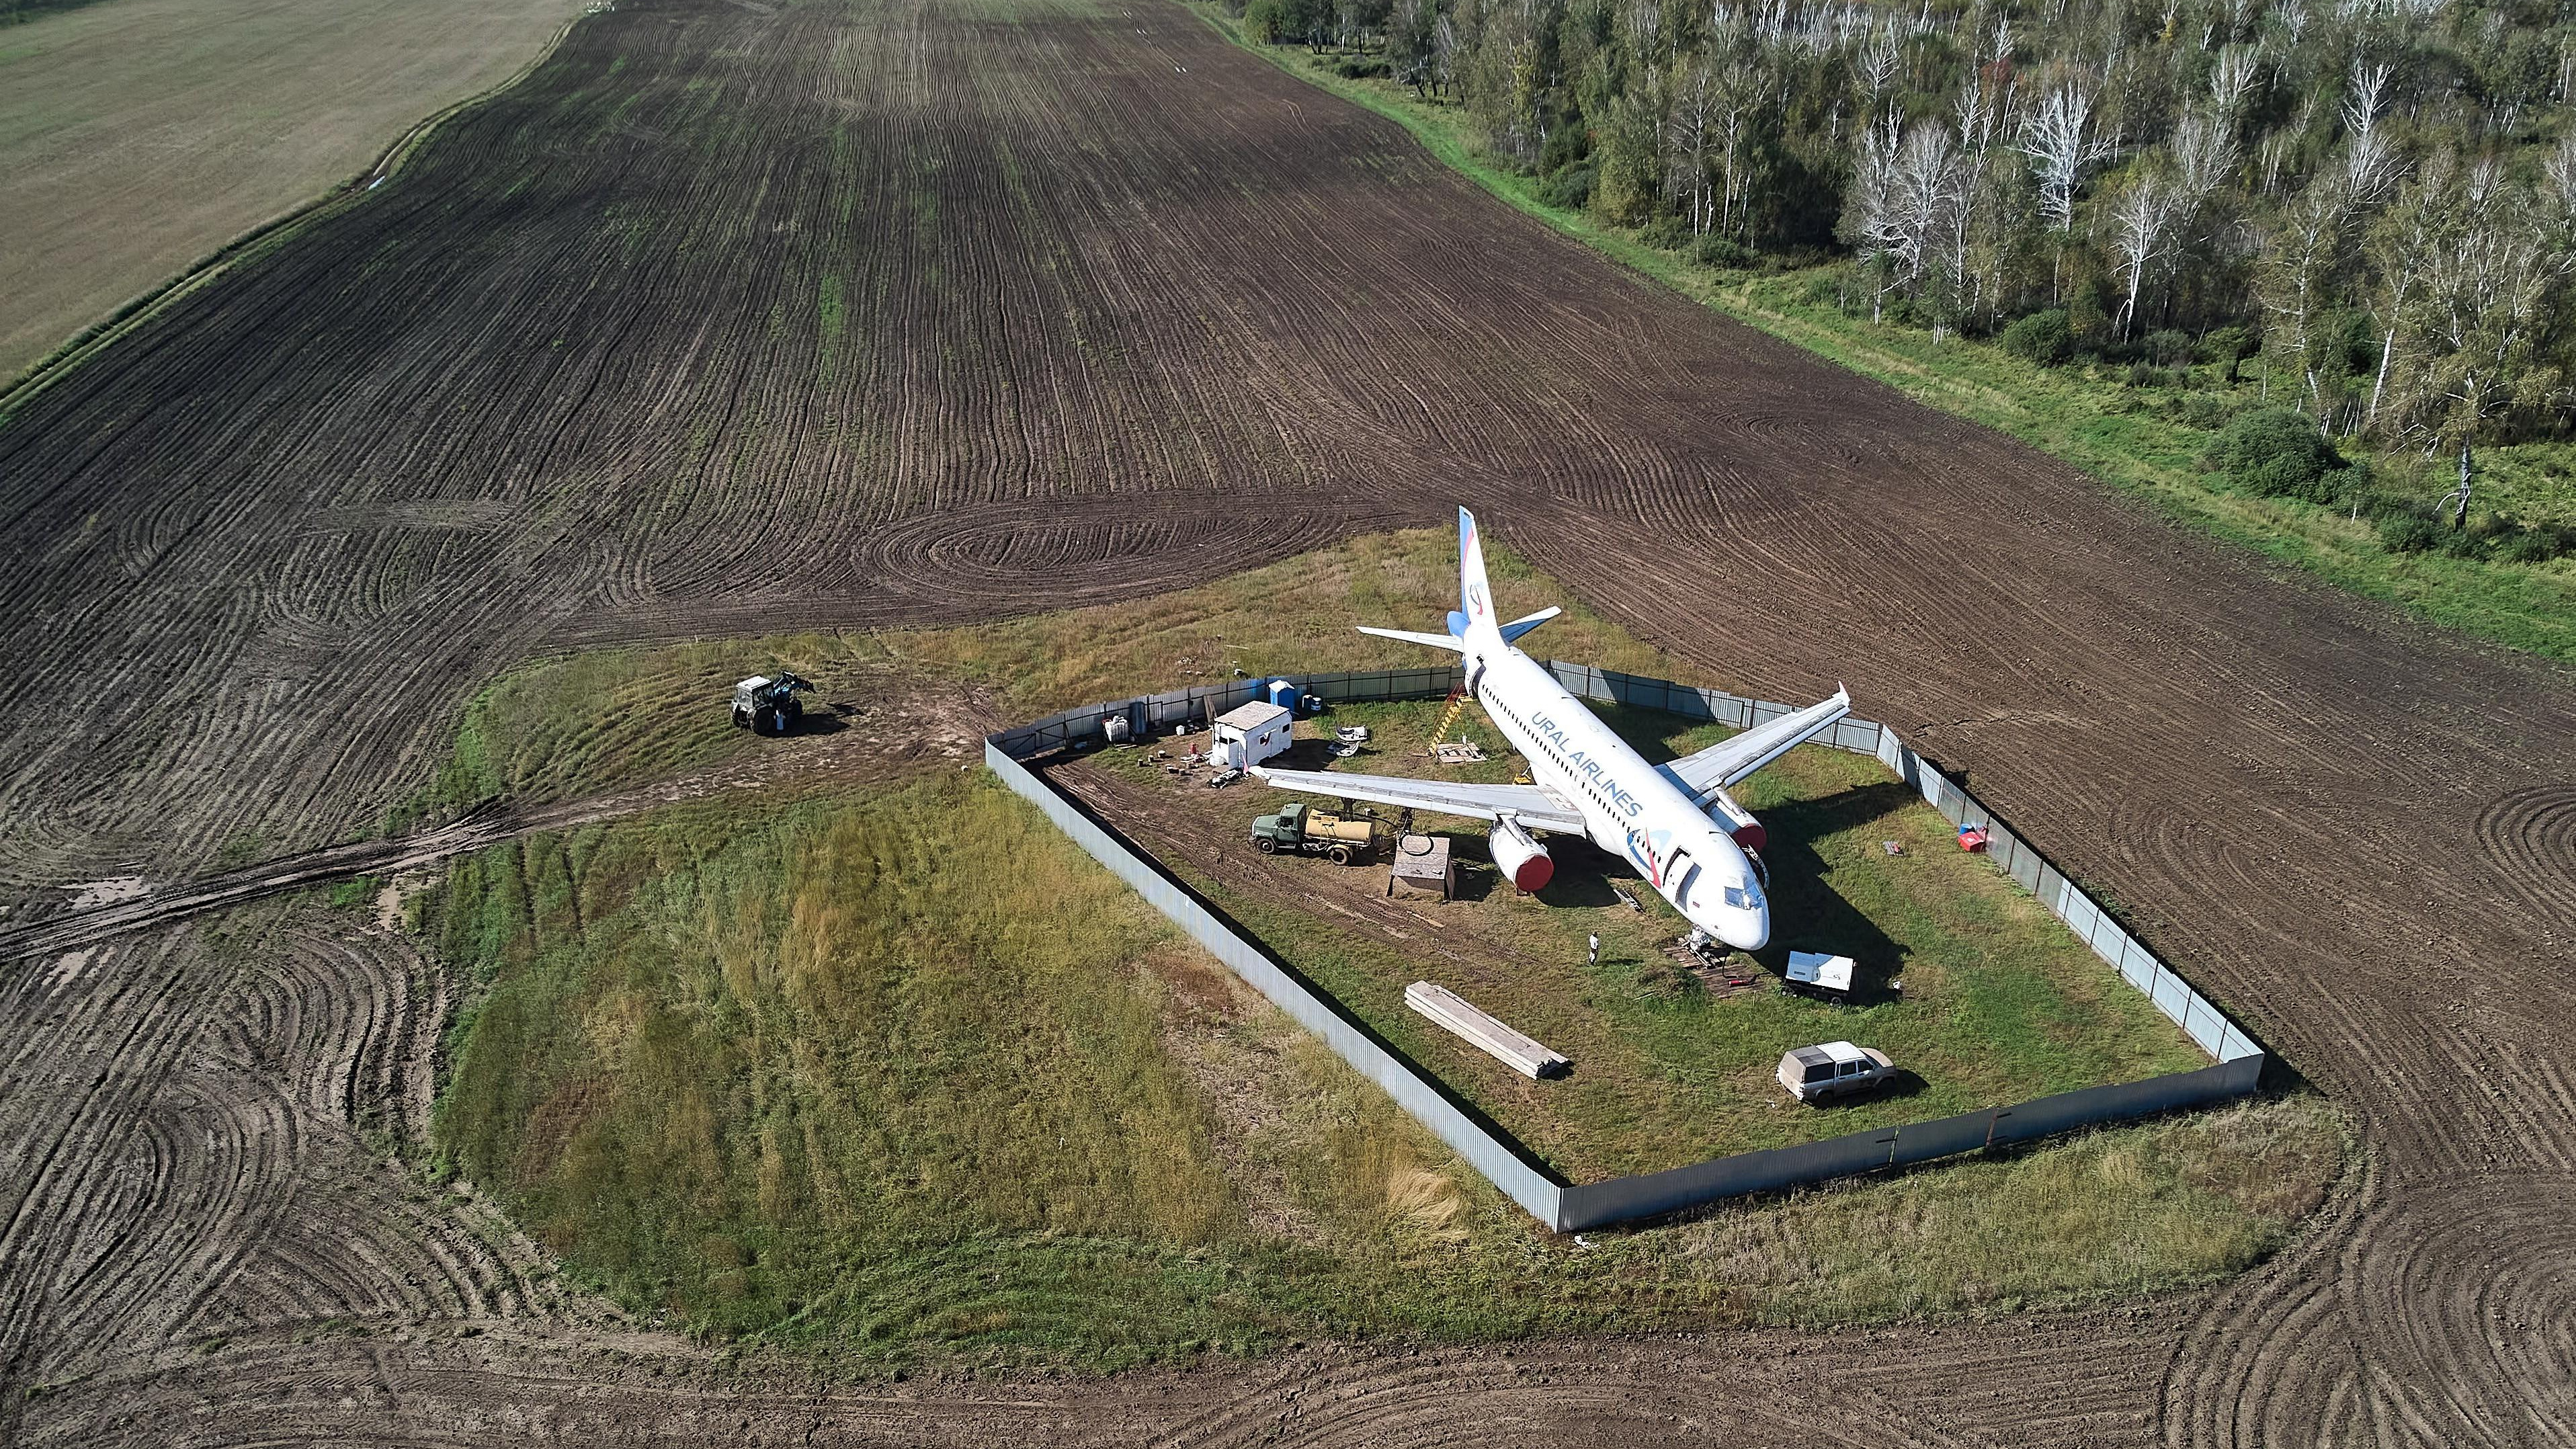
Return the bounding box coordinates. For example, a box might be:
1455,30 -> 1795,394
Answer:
430,773 -> 1272,1356
384,528 -> 1701,826
1095,697 -> 2204,1180
426,770 -> 2341,1365
891,526 -> 1708,714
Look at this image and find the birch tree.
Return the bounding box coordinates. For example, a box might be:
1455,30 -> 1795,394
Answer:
2206,43 -> 2263,123
1710,50 -> 1770,239
2019,83 -> 2111,231
2362,155 -> 2445,433
2397,161 -> 2567,448
1667,59 -> 1720,231
2257,174 -> 2353,426
2111,168 -> 2182,339
2341,61 -> 2400,205
1844,116 -> 1969,323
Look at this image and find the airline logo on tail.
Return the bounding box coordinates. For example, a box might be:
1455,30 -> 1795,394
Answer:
1459,505 -> 1491,625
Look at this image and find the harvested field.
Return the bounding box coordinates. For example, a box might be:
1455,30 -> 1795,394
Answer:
0,0 -> 592,384
0,0 -> 2571,1441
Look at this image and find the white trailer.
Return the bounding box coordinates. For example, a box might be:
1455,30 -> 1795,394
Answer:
1210,700 -> 1292,771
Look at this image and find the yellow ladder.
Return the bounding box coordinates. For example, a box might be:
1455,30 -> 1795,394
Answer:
1428,687 -> 1469,755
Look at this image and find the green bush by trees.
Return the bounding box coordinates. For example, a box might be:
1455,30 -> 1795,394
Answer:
1999,308 -> 2073,366
2205,408 -> 2350,503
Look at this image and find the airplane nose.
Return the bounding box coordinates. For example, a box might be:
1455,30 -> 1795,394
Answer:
1695,907 -> 1768,952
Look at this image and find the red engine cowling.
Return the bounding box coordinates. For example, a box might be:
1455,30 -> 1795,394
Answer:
1706,788 -> 1767,853
1488,818 -> 1554,892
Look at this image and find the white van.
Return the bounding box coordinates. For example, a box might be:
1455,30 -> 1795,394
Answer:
1778,1041 -> 1895,1102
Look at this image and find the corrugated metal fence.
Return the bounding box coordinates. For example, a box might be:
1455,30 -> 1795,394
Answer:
987,663 -> 2266,1232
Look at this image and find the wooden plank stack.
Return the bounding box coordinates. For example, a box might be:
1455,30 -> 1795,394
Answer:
1405,981 -> 1569,1079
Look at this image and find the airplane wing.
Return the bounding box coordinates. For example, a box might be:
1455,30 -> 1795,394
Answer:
1250,767 -> 1587,835
1657,688 -> 1852,805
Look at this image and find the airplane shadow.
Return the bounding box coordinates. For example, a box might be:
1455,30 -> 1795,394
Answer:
1749,780 -> 1917,1003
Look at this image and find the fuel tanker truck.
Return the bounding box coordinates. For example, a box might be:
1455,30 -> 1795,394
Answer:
1249,802 -> 1379,866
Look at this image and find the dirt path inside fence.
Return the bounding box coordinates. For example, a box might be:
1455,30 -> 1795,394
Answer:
2,0 -> 2572,1442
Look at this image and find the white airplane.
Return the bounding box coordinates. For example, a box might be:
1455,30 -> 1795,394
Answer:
1252,507 -> 1850,952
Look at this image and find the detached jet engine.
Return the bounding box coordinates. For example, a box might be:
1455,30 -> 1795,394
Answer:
1487,817 -> 1554,892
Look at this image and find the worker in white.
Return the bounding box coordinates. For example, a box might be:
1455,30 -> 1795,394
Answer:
1588,933 -> 1600,966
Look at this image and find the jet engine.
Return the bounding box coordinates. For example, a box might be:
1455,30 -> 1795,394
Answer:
1489,817 -> 1554,892
1706,788 -> 1767,852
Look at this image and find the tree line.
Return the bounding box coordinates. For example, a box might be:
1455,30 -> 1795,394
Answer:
1235,0 -> 2576,457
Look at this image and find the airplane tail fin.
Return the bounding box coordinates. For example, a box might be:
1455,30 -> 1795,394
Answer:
1368,507 -> 1536,651
1452,505 -> 1499,640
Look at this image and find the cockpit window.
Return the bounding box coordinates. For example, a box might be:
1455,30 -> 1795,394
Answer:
1723,880 -> 1764,910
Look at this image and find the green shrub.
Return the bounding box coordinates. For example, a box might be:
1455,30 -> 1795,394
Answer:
1537,162 -> 1595,212
2000,309 -> 2074,366
2379,513 -> 2443,552
2354,489 -> 2421,524
1638,214 -> 1692,250
2200,326 -> 2255,382
2498,530 -> 2556,563
1334,56 -> 1387,79
1538,122 -> 1588,176
2440,522 -> 2492,558
1242,0 -> 1286,40
2067,286 -> 2114,349
2142,329 -> 2194,368
2204,408 -> 2346,504
2179,391 -> 2235,429
1692,233 -> 1753,268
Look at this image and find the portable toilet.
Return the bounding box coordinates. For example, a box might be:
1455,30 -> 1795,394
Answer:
1265,679 -> 1299,711
1212,700 -> 1293,770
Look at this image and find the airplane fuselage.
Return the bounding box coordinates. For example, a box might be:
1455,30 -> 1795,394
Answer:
1462,638 -> 1774,950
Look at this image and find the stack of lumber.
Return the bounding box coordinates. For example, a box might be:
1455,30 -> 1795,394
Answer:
1404,981 -> 1568,1079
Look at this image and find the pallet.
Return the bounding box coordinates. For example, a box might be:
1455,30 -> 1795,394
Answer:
1405,981 -> 1568,1079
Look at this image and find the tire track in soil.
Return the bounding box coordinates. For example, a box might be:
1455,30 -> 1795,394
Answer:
2,0 -> 2573,1441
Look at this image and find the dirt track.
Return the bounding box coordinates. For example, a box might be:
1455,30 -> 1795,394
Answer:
1,0 -> 2571,1442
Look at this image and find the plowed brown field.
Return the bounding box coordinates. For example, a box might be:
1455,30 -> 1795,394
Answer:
1,0 -> 2569,1442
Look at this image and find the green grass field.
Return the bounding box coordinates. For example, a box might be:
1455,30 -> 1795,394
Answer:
429,772 -> 2335,1366
1083,697 -> 2206,1180
386,528 -> 1712,829
417,531 -> 2343,1366
1184,5 -> 2576,665
0,0 -> 586,386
